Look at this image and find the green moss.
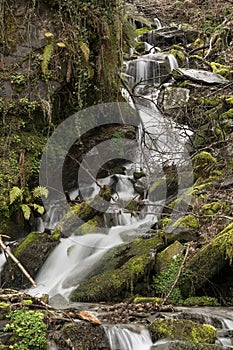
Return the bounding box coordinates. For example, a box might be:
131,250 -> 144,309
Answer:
182,296 -> 220,306
133,296 -> 162,303
172,214 -> 200,229
192,151 -> 217,180
13,232 -> 39,258
210,62 -> 233,80
70,236 -> 165,302
170,46 -> 187,66
136,27 -> 152,36
220,108 -> 233,120
149,319 -> 216,343
226,96 -> 233,106
4,309 -> 48,350
202,201 -> 226,216
77,216 -> 100,234
52,228 -> 61,240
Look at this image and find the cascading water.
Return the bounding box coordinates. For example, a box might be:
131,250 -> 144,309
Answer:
104,325 -> 153,350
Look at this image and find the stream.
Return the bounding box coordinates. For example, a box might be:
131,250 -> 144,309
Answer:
1,15 -> 233,350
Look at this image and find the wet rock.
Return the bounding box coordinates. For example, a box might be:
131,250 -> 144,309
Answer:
69,236 -> 166,302
140,27 -> 186,48
172,68 -> 229,85
1,232 -> 59,289
60,322 -> 110,350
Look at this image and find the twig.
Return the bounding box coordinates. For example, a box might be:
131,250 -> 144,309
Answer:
161,242 -> 191,305
0,235 -> 37,288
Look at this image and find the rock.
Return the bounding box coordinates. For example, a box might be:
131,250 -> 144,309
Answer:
151,340 -> 224,349
220,176 -> 233,189
49,294 -> 69,309
180,222 -> 233,297
1,232 -> 59,289
60,323 -> 110,350
69,236 -> 166,302
158,87 -> 190,117
149,319 -> 217,344
172,68 -> 229,85
140,27 -> 186,48
154,241 -> 184,274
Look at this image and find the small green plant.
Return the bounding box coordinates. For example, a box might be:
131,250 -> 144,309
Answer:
152,256 -> 183,304
4,309 -> 48,350
10,74 -> 26,86
9,186 -> 48,220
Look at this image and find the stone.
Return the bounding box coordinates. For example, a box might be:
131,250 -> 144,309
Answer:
172,68 -> 229,84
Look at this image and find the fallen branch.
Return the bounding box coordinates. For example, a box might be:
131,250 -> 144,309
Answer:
0,235 -> 37,288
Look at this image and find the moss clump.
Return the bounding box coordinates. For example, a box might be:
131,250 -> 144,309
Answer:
133,296 -> 162,303
172,214 -> 200,229
210,62 -> 233,80
202,201 -> 226,216
192,151 -> 217,180
182,296 -> 220,306
136,27 -> 152,36
76,216 -> 101,235
149,319 -> 216,344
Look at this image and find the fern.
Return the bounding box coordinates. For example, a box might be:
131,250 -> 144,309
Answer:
80,41 -> 90,62
41,42 -> 54,74
32,186 -> 48,199
32,204 -> 45,215
10,187 -> 23,204
21,204 -> 31,220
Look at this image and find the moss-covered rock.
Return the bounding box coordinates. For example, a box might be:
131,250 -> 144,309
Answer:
180,222 -> 233,297
192,151 -> 217,180
149,319 -> 217,344
55,186 -> 111,236
1,232 -> 59,289
70,236 -> 166,302
60,323 -> 109,350
154,240 -> 184,274
172,214 -> 200,230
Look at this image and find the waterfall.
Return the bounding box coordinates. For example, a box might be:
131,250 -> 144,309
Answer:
104,325 -> 153,350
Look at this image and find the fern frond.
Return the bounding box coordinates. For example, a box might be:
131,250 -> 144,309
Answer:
21,204 -> 31,220
41,42 -> 54,75
10,187 -> 23,204
32,204 -> 45,215
80,41 -> 90,62
32,186 -> 48,199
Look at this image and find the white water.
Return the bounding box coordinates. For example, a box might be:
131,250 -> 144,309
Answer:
104,325 -> 153,350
